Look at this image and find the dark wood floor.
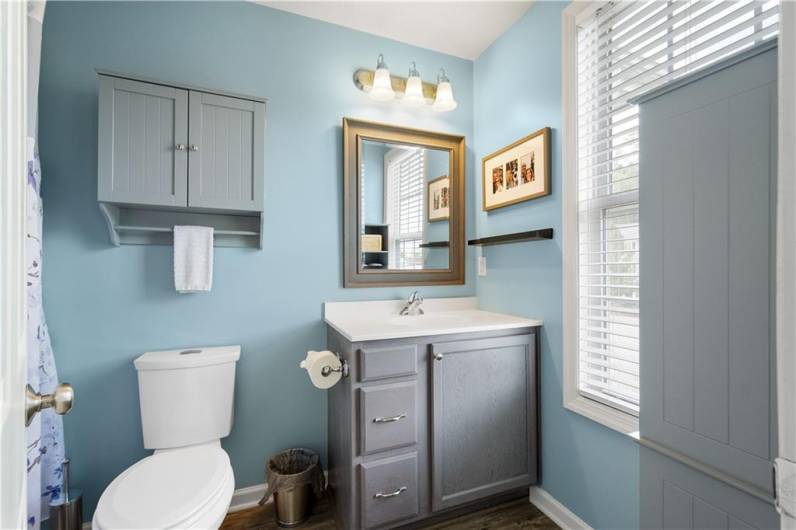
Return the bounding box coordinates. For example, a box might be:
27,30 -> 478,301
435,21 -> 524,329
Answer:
221,496 -> 559,530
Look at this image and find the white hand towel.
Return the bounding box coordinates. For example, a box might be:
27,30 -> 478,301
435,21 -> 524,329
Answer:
173,225 -> 214,293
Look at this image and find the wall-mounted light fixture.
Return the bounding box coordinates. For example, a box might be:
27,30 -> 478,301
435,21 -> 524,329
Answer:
432,69 -> 457,112
369,54 -> 395,101
353,54 -> 458,112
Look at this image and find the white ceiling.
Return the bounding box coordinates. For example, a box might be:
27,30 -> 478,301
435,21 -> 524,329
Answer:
257,2 -> 533,60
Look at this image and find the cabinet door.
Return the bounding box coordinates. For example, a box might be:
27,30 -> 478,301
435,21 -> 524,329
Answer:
98,76 -> 188,207
430,333 -> 537,512
188,91 -> 264,212
639,47 -> 777,496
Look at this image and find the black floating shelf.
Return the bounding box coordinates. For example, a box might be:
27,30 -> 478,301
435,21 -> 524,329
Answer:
419,241 -> 450,248
468,228 -> 554,247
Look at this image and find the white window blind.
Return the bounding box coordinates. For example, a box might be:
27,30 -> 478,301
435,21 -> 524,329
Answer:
386,148 -> 425,269
575,0 -> 779,415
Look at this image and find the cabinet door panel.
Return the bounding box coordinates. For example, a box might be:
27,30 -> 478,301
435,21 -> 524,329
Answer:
639,47 -> 777,495
430,333 -> 537,512
640,446 -> 778,530
98,76 -> 188,206
188,91 -> 264,211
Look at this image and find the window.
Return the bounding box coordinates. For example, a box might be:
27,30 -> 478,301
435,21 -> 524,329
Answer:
385,148 -> 425,269
563,0 -> 779,432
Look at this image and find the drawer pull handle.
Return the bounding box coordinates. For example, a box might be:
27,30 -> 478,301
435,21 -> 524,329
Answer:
374,486 -> 407,499
373,413 -> 406,424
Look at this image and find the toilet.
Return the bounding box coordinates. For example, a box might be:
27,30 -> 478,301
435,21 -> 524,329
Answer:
93,345 -> 241,530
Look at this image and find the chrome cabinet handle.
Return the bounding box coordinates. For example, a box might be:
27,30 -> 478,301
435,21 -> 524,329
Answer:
434,353 -> 443,361
175,143 -> 186,151
189,144 -> 199,152
26,383 -> 73,426
373,413 -> 406,424
374,486 -> 407,499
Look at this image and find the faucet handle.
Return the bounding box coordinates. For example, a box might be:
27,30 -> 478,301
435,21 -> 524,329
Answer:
409,290 -> 422,303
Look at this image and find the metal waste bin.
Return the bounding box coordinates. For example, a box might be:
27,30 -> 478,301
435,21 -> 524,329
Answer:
273,484 -> 313,527
261,448 -> 324,527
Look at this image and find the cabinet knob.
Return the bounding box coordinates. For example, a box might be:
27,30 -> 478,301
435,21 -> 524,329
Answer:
189,144 -> 199,152
175,143 -> 186,151
434,353 -> 443,361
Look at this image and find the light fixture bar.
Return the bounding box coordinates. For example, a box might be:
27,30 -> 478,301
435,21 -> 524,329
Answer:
353,68 -> 439,101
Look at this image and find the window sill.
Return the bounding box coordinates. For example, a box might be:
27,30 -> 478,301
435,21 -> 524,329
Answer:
564,394 -> 639,438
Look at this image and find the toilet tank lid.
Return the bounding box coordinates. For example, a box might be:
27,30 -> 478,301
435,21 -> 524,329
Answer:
134,345 -> 241,371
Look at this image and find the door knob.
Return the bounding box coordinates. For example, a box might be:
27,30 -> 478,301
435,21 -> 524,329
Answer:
26,383 -> 73,426
434,353 -> 443,361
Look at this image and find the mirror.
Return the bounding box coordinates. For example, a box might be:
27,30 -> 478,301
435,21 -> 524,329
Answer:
343,119 -> 465,287
360,141 -> 450,271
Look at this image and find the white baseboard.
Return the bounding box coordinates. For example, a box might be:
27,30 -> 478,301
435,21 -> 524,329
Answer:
529,486 -> 593,530
228,482 -> 269,513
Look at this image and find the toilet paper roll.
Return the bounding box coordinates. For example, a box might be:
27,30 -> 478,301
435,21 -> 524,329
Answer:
300,350 -> 342,389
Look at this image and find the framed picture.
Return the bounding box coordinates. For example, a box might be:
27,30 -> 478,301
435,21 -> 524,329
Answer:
428,175 -> 450,222
482,127 -> 550,211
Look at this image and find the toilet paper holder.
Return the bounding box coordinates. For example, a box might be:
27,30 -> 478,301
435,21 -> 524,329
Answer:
321,354 -> 349,378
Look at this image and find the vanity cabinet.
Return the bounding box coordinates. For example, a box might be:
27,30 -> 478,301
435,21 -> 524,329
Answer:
326,327 -> 539,529
430,334 -> 537,512
99,74 -> 265,212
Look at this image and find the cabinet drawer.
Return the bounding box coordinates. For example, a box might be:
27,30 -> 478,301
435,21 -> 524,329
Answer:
360,453 -> 419,528
359,344 -> 417,382
359,382 -> 417,455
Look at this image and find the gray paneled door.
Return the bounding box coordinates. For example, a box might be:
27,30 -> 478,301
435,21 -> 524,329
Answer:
188,91 -> 265,212
430,334 -> 537,512
98,76 -> 188,207
638,44 -> 778,528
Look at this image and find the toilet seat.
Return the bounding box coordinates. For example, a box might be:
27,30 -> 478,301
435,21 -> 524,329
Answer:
93,443 -> 234,530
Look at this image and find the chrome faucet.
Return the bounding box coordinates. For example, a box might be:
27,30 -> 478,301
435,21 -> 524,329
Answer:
399,291 -> 424,316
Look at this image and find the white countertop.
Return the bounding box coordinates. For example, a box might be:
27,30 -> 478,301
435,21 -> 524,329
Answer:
324,297 -> 543,342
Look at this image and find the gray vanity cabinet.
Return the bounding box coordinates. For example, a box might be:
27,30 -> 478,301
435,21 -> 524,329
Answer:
98,76 -> 189,207
326,327 -> 539,529
430,334 -> 537,512
188,91 -> 265,212
98,73 -> 265,213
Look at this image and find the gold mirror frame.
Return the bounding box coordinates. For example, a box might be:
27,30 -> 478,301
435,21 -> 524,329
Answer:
343,118 -> 465,288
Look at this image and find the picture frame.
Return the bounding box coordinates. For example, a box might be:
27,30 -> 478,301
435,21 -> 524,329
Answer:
427,175 -> 450,222
482,127 -> 550,211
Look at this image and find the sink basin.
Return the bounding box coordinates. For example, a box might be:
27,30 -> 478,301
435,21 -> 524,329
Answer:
385,313 -> 470,327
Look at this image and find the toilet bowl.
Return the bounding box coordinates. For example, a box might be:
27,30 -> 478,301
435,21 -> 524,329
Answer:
93,443 -> 234,530
93,345 -> 240,530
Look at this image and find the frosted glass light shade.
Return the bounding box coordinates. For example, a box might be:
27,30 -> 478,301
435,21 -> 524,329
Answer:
432,81 -> 457,112
370,67 -> 395,101
403,75 -> 425,107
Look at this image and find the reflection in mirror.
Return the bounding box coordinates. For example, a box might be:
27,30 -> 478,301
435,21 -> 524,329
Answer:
360,140 -> 450,271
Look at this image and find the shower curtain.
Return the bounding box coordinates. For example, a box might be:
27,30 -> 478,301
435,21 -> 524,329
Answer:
25,2 -> 66,529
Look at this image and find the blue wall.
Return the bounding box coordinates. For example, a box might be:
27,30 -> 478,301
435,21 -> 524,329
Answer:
38,1 -> 474,519
473,3 -> 639,529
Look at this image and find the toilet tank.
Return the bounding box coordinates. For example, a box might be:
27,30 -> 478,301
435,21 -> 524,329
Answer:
134,345 -> 240,450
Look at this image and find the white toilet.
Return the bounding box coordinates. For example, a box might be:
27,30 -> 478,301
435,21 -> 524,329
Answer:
93,345 -> 241,530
